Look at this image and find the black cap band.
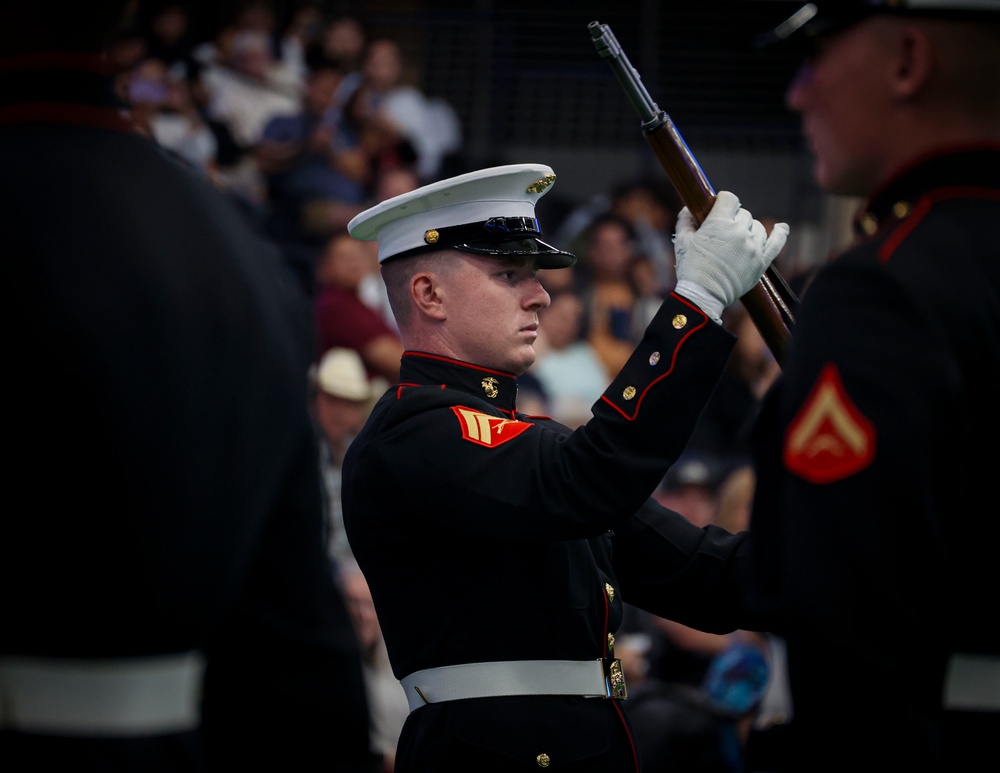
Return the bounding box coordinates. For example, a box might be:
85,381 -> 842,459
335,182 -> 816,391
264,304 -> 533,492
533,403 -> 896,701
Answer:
385,216 -> 575,268
423,216 -> 543,247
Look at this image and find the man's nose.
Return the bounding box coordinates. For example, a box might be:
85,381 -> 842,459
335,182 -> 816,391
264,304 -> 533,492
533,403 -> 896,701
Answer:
528,280 -> 551,310
785,63 -> 811,111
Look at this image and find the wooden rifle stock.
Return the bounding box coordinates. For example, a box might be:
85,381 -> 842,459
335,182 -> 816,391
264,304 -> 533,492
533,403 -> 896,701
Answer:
589,21 -> 798,367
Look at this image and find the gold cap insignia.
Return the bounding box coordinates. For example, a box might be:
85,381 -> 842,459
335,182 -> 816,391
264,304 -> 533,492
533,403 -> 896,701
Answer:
525,174 -> 555,194
424,229 -> 440,244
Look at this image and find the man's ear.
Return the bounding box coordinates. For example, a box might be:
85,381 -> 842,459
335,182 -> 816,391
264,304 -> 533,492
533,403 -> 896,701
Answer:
892,25 -> 936,99
410,272 -> 447,320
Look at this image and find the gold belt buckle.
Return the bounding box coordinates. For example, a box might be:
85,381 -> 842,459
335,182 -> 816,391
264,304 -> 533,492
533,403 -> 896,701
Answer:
602,657 -> 628,700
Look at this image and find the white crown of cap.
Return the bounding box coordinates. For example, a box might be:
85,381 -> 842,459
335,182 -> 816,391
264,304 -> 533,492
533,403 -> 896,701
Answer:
348,163 -> 558,263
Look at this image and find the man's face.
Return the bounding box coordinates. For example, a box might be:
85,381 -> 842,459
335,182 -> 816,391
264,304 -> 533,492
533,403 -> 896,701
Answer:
587,220 -> 634,281
439,253 -> 551,375
539,290 -> 585,351
785,18 -> 896,196
306,69 -> 341,115
316,234 -> 378,290
314,392 -> 367,453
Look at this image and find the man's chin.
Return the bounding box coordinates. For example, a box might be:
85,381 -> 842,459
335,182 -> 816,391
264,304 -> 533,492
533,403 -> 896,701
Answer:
507,348 -> 536,377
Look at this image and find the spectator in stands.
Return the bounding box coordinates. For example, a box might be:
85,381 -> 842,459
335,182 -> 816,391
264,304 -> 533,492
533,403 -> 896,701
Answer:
529,287 -> 610,428
714,463 -> 794,773
355,165 -> 422,333
323,11 -> 369,102
120,56 -> 219,179
279,1 -> 327,83
325,12 -> 368,70
576,211 -> 642,376
610,176 -> 682,294
619,606 -> 769,773
144,2 -> 196,81
653,453 -> 724,530
625,459 -> 777,773
537,260 -> 579,296
310,347 -> 379,566
105,15 -> 149,75
645,454 -> 739,689
356,35 -> 461,182
254,50 -> 369,264
370,164 -> 421,204
314,228 -> 403,384
337,558 -> 410,773
198,19 -> 301,203
628,252 -> 670,339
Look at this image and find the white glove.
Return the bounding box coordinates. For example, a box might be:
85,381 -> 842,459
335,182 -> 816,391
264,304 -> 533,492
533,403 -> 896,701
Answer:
673,191 -> 789,322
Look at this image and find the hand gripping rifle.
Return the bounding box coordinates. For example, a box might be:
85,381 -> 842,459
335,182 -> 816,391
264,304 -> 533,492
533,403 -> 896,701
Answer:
589,21 -> 798,366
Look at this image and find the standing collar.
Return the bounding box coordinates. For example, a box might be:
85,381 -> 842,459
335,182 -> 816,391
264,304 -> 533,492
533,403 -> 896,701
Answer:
854,143 -> 1000,238
0,50 -> 135,132
398,352 -> 520,412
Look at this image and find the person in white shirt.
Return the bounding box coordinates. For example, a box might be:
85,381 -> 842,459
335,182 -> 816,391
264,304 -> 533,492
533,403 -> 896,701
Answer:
530,287 -> 612,428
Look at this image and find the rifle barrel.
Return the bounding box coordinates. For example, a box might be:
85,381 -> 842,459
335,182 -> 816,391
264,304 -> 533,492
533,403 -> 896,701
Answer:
588,20 -> 798,366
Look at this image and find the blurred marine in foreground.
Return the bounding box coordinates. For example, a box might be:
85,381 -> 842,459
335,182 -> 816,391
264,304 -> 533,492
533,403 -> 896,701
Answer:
748,1 -> 1000,769
0,3 -> 377,771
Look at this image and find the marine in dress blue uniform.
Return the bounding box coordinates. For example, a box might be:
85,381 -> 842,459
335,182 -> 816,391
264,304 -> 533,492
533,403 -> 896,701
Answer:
0,4 -> 377,770
342,164 -> 786,772
749,2 -> 1000,769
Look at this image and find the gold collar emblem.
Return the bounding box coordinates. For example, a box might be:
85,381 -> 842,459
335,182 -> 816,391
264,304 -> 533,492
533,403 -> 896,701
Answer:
481,377 -> 499,399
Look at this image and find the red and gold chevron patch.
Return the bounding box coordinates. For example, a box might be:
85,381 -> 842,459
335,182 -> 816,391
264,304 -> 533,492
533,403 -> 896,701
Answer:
452,406 -> 532,448
783,363 -> 876,483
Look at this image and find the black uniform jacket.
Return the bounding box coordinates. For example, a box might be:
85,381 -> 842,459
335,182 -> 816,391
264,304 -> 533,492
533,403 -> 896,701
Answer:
1,55 -> 375,772
748,145 -> 1000,770
343,294 -> 761,772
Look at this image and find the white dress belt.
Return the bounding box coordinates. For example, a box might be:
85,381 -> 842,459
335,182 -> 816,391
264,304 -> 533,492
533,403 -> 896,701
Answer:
399,658 -> 627,713
944,652 -> 1000,711
0,651 -> 205,735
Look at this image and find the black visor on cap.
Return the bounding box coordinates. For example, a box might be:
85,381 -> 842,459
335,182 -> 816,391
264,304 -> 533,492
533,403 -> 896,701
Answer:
755,2 -> 1000,49
754,3 -> 864,49
424,217 -> 577,269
